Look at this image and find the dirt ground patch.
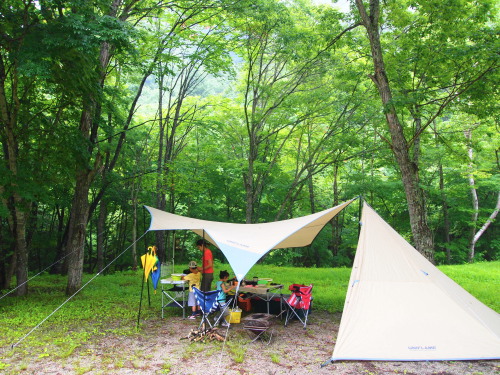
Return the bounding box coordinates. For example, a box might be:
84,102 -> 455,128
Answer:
2,310 -> 499,375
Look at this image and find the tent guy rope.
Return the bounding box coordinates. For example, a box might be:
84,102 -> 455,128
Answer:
1,227 -> 111,301
0,247 -> 77,301
9,231 -> 148,350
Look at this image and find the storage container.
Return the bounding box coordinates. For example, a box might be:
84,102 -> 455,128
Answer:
226,308 -> 242,324
238,296 -> 252,312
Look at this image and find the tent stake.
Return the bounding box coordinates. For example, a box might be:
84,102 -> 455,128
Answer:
320,358 -> 334,368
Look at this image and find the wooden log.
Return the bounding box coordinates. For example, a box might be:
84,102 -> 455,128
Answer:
182,327 -> 226,342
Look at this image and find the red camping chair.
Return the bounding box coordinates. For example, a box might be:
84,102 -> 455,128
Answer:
284,284 -> 313,329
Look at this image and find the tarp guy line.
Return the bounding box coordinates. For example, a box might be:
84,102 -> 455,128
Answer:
9,231 -> 148,350
215,295 -> 240,375
1,227 -> 111,301
1,248 -> 77,301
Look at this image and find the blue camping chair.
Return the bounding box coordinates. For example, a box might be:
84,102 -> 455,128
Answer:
192,287 -> 231,329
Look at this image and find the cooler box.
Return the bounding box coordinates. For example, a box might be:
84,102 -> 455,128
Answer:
226,309 -> 242,324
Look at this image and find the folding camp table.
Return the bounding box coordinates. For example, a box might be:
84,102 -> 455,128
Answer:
160,278 -> 188,318
239,284 -> 284,315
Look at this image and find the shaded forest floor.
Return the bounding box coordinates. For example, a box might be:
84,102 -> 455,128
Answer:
1,310 -> 498,375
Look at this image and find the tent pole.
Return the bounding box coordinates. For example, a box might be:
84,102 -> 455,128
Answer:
202,229 -> 206,280
172,231 -> 175,274
358,195 -> 363,237
143,209 -> 147,254
137,272 -> 145,329
202,230 -> 207,333
147,277 -> 151,306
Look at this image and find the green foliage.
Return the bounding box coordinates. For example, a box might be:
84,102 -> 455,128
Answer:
1,0 -> 498,291
226,337 -> 248,363
438,262 -> 500,310
269,352 -> 281,363
0,271 -> 149,354
245,264 -> 352,312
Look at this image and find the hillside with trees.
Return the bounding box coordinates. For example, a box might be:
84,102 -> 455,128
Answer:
1,0 -> 498,296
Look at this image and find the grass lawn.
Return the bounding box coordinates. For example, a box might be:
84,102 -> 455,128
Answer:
0,261 -> 498,367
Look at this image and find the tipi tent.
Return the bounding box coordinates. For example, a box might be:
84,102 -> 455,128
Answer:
331,202 -> 500,361
145,199 -> 354,280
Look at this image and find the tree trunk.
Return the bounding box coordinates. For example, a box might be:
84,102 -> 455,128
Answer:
330,163 -> 341,257
470,191 -> 500,259
118,208 -> 129,268
65,0 -> 121,295
50,206 -> 67,275
131,197 -> 138,271
244,156 -> 256,223
0,55 -> 31,295
96,200 -> 107,273
411,107 -> 422,168
464,129 -> 479,262
465,130 -> 500,261
0,186 -> 16,289
155,62 -> 166,260
65,166 -> 94,295
12,196 -> 29,296
306,169 -> 321,266
439,162 -> 452,263
65,85 -> 103,294
355,0 -> 434,262
0,225 -> 6,288
434,125 -> 451,263
3,250 -> 16,290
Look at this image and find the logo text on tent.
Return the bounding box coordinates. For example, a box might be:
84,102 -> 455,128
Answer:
227,240 -> 250,248
408,345 -> 437,351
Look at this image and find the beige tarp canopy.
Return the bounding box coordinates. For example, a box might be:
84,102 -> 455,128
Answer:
145,199 -> 354,280
331,202 -> 500,361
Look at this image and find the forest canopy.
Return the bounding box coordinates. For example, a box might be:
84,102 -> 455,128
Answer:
0,0 -> 498,296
